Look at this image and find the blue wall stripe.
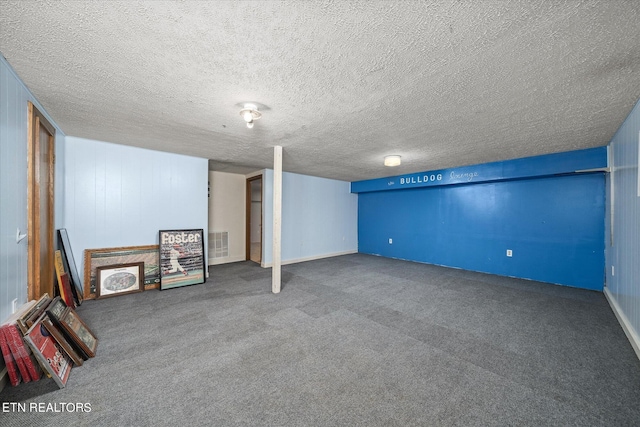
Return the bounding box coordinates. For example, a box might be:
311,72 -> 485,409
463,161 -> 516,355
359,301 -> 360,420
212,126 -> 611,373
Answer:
352,146 -> 607,193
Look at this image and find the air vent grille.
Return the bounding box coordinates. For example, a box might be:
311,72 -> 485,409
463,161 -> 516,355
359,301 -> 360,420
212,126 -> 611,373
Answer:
209,232 -> 229,258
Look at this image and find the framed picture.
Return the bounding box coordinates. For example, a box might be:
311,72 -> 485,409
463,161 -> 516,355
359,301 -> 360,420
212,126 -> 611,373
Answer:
16,295 -> 48,335
84,245 -> 160,299
45,296 -> 68,323
23,314 -> 73,389
58,308 -> 98,358
54,250 -> 74,308
96,262 -> 144,299
41,316 -> 83,367
46,297 -> 88,360
159,229 -> 206,290
58,229 -> 83,305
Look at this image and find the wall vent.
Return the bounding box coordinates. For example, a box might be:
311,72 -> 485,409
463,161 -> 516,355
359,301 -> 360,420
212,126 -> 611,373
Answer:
209,232 -> 229,258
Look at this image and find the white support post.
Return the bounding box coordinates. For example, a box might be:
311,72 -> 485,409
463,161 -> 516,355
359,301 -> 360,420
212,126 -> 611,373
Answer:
272,145 -> 283,294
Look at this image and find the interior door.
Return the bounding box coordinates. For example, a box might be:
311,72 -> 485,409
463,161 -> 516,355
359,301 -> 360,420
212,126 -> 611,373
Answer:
28,102 -> 55,300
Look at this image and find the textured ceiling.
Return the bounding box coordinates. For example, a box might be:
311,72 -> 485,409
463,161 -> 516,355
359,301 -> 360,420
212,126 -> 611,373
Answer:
1,0 -> 639,182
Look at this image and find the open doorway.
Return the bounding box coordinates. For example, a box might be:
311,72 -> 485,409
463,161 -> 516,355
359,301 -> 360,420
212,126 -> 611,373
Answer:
246,175 -> 263,264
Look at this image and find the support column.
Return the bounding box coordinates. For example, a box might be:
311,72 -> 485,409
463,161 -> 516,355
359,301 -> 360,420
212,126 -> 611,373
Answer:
272,145 -> 283,294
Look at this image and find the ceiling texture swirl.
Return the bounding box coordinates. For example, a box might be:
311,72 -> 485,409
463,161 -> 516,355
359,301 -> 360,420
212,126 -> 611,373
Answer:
1,0 -> 639,181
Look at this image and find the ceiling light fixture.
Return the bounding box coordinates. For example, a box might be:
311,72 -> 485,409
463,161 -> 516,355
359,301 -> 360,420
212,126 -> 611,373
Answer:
239,103 -> 262,128
384,155 -> 402,167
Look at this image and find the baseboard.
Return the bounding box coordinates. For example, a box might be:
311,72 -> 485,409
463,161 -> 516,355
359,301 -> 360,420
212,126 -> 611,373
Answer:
208,255 -> 246,266
261,250 -> 358,268
604,286 -> 640,361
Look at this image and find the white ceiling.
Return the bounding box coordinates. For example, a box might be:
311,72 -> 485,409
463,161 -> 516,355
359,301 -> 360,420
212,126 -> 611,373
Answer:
1,1 -> 639,182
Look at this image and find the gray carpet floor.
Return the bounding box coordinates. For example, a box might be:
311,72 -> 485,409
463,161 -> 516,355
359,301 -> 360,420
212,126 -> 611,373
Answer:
1,253 -> 639,426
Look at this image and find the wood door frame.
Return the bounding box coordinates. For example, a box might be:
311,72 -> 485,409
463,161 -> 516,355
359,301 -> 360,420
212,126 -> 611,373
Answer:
245,174 -> 263,262
27,101 -> 56,300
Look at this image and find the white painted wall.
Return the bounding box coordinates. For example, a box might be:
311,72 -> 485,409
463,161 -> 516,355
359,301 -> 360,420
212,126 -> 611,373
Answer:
208,171 -> 246,265
0,56 -> 65,323
261,169 -> 358,266
606,98 -> 640,360
64,136 -> 209,282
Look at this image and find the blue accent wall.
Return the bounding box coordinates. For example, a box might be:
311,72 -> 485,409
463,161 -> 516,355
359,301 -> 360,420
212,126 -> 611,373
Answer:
357,153 -> 606,291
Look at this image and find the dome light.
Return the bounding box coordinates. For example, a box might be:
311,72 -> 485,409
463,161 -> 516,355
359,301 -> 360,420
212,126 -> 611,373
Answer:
384,155 -> 401,167
239,103 -> 262,129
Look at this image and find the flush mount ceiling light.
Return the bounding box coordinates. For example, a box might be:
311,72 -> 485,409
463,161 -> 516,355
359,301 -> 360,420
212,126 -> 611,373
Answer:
384,155 -> 402,167
239,103 -> 262,128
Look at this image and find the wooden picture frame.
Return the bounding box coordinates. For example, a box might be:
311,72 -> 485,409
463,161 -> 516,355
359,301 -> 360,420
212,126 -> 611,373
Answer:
46,297 -> 89,360
57,229 -> 83,305
84,245 -> 160,299
19,294 -> 52,334
15,299 -> 40,335
159,229 -> 206,290
41,316 -> 83,366
23,314 -> 73,389
58,308 -> 98,358
96,262 -> 144,299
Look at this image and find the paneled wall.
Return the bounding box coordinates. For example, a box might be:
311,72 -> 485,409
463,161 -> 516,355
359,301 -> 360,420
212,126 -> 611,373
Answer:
261,169 -> 358,266
0,55 -> 65,323
606,99 -> 640,357
64,136 -> 209,282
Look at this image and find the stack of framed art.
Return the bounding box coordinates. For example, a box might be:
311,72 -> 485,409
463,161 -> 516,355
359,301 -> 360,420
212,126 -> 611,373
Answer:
0,294 -> 98,389
82,229 -> 206,297
2,229 -> 206,391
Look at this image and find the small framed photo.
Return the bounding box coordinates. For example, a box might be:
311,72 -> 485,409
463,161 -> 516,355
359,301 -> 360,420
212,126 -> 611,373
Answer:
96,262 -> 144,299
159,229 -> 206,290
58,308 -> 98,358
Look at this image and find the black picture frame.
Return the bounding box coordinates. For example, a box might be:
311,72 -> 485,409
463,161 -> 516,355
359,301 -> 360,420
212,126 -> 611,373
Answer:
159,229 -> 206,290
58,229 -> 83,305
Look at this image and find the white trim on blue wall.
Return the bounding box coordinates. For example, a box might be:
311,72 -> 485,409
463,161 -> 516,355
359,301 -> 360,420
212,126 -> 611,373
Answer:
605,287 -> 640,360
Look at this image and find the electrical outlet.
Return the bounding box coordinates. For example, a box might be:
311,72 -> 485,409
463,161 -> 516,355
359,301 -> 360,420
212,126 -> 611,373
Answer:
388,238 -> 393,244
506,249 -> 513,257
12,299 -> 18,314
